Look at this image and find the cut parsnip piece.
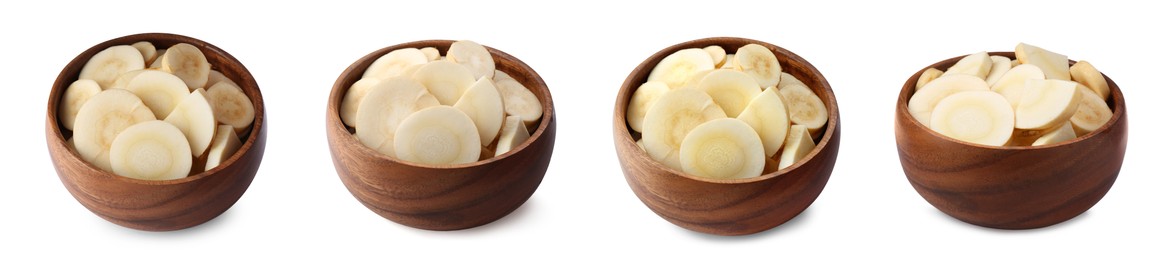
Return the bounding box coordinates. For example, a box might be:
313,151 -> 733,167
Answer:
929,91 -> 1015,146
719,54 -> 736,69
734,43 -> 782,89
778,71 -> 805,88
160,43 -> 211,91
698,69 -> 761,117
778,83 -> 829,135
363,48 -> 429,80
737,86 -> 790,157
495,78 -> 542,127
915,68 -> 944,91
413,60 -> 475,106
679,118 -> 765,179
648,48 -> 713,89
73,89 -> 156,172
778,124 -> 815,169
79,45 -> 145,89
1069,85 -> 1112,135
986,55 -> 1013,85
149,49 -> 165,69
205,81 -> 256,134
1070,60 -> 1110,100
420,47 -> 441,61
1016,79 -> 1082,130
1015,43 -> 1070,81
355,78 -> 440,158
702,45 -> 725,65
205,124 -> 242,171
642,88 -> 727,171
944,52 -> 993,79
1008,127 -> 1051,146
454,77 -> 505,145
626,81 -> 671,133
1032,121 -> 1077,146
164,89 -> 216,156
991,64 -> 1046,109
339,78 -> 382,127
109,120 -> 192,180
495,115 -> 530,156
205,70 -> 232,89
493,69 -> 517,84
908,74 -> 989,125
124,70 -> 190,119
131,41 -> 157,64
446,40 -> 496,80
393,106 -> 481,165
59,79 -> 103,130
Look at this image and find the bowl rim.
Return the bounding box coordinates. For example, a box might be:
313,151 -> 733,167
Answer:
896,51 -> 1126,151
615,36 -> 840,185
327,39 -> 555,169
46,32 -> 265,185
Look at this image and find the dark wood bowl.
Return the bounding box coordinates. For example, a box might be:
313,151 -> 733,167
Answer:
895,52 -> 1127,229
46,33 -> 267,231
327,40 -> 556,231
613,37 -> 841,236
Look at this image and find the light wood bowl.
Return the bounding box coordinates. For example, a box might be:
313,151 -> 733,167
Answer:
613,37 -> 841,236
46,33 -> 267,231
895,52 -> 1127,229
327,40 -> 556,231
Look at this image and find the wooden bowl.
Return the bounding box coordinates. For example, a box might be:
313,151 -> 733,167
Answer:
327,40 -> 556,231
613,37 -> 841,236
46,33 -> 267,231
895,52 -> 1127,229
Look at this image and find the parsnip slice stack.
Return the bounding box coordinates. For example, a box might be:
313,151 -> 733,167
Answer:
911,43 -> 1114,147
64,43 -> 255,180
343,40 -> 544,164
628,44 -> 829,179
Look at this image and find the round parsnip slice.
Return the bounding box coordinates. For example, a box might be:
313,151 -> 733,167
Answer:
160,43 -> 211,90
494,78 -> 542,128
495,115 -> 530,156
454,77 -> 505,145
778,124 -> 815,170
205,124 -> 243,171
778,71 -> 806,88
648,48 -> 713,89
363,48 -> 429,80
79,45 -> 145,89
73,89 -> 156,172
944,52 -> 993,79
1069,85 -> 1112,135
206,81 -> 255,134
991,64 -> 1046,109
779,82 -> 829,135
642,88 -> 727,171
130,41 -> 157,64
929,91 -> 1015,146
355,78 -> 440,158
59,79 -> 103,130
413,60 -> 475,106
109,120 -> 192,181
737,86 -> 790,157
915,68 -> 944,91
1031,121 -> 1077,146
679,118 -> 764,180
703,45 -> 726,65
908,74 -> 988,126
719,54 -> 736,69
1015,43 -> 1070,81
446,40 -> 496,80
734,43 -> 782,89
985,55 -> 1013,85
164,89 -> 216,156
1070,60 -> 1110,100
205,70 -> 232,89
626,81 -> 671,133
420,47 -> 441,61
1016,79 -> 1082,130
698,69 -> 761,117
124,70 -> 190,119
393,106 -> 481,165
340,78 -> 382,127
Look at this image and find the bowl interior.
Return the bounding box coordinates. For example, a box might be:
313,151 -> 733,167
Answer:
327,40 -> 555,169
615,37 -> 839,184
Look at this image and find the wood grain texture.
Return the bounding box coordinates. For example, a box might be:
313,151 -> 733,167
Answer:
46,33 -> 267,231
327,40 -> 555,231
895,52 -> 1127,229
613,37 -> 840,236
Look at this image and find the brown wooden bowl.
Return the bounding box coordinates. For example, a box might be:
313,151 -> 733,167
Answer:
613,37 -> 841,236
895,52 -> 1127,229
46,33 -> 267,231
327,40 -> 556,231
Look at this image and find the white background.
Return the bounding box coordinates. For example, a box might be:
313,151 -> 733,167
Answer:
3,0 -> 1170,258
